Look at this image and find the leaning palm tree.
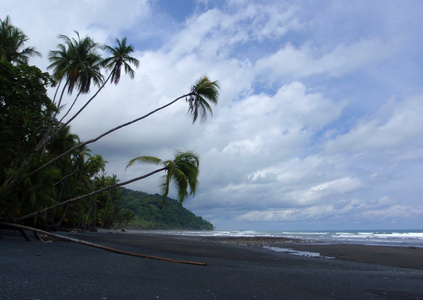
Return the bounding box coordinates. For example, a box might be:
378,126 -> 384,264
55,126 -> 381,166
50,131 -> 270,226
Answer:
18,32 -> 102,178
32,32 -> 104,154
44,36 -> 139,144
60,37 -> 140,124
25,76 -> 218,182
47,31 -> 104,124
0,15 -> 41,64
102,37 -> 139,85
9,76 -> 219,213
127,150 -> 200,206
14,151 -> 198,222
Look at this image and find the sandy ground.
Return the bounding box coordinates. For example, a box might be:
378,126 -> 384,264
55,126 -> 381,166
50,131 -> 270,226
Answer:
1,229 -> 423,299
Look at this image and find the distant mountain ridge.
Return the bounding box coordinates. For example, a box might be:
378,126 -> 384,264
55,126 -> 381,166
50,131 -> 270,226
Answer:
118,187 -> 214,230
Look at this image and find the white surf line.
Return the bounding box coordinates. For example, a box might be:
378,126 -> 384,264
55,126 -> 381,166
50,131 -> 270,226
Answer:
263,246 -> 335,259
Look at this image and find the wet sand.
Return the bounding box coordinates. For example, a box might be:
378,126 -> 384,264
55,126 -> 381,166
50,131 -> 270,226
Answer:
204,236 -> 423,269
1,230 -> 423,299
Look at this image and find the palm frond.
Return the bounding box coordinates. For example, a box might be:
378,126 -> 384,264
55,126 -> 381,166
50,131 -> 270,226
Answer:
172,168 -> 189,205
126,156 -> 162,169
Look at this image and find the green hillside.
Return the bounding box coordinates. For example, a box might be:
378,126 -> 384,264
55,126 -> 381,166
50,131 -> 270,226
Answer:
118,187 -> 214,230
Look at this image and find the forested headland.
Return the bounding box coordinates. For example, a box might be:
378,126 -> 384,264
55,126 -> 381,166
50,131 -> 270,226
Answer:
0,15 -> 218,235
118,187 -> 213,230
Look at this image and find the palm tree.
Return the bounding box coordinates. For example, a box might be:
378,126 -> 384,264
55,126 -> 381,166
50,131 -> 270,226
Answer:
48,31 -> 103,98
86,154 -> 107,178
102,37 -> 139,85
126,150 -> 200,206
14,150 -> 199,222
47,31 -> 103,132
34,32 -> 104,155
84,154 -> 107,228
23,76 -> 219,184
0,15 -> 41,64
10,76 -> 219,221
59,37 -> 140,124
101,174 -> 120,228
42,36 -> 140,147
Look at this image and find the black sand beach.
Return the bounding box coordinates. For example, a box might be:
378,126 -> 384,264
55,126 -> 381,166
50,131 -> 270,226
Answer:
1,230 -> 423,299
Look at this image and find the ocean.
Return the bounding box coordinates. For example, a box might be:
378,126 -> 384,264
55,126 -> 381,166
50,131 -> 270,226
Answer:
135,229 -> 423,248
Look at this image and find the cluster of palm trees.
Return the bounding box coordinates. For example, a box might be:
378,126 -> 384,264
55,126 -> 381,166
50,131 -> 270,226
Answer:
0,15 -> 219,230
18,128 -> 125,229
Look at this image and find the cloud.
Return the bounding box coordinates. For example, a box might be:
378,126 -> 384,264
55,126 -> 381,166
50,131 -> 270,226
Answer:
2,1 -> 423,230
287,177 -> 363,206
325,95 -> 423,159
362,205 -> 423,220
255,38 -> 399,80
168,1 -> 300,60
2,1 -> 152,68
237,197 -> 423,224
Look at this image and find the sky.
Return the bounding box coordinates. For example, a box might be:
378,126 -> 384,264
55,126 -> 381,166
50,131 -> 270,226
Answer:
2,0 -> 423,230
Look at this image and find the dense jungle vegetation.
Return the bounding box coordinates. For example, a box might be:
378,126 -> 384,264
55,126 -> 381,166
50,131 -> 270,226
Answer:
0,16 -> 218,232
119,188 -> 213,230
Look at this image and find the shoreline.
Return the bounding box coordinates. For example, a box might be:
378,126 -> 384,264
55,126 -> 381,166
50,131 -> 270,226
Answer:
1,229 -> 423,299
200,235 -> 423,270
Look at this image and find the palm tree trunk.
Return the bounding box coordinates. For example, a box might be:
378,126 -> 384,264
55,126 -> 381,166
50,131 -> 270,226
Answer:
58,90 -> 82,123
92,198 -> 97,228
56,203 -> 69,226
102,189 -> 111,228
1,222 -> 207,266
91,177 -> 96,228
1,89 -> 192,201
61,71 -> 113,127
27,93 -> 190,178
38,74 -> 110,153
51,78 -> 62,105
55,77 -> 71,113
3,75 -> 103,190
50,184 -> 64,224
84,204 -> 92,230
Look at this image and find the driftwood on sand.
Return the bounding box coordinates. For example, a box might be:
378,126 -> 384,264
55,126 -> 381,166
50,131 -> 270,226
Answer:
0,222 -> 207,266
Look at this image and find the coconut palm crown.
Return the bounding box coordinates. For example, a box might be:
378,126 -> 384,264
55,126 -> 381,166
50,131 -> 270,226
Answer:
48,31 -> 104,95
187,76 -> 219,123
126,150 -> 200,206
102,37 -> 139,85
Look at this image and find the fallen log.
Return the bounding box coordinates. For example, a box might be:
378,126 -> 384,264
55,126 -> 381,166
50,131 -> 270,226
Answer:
0,222 -> 207,266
